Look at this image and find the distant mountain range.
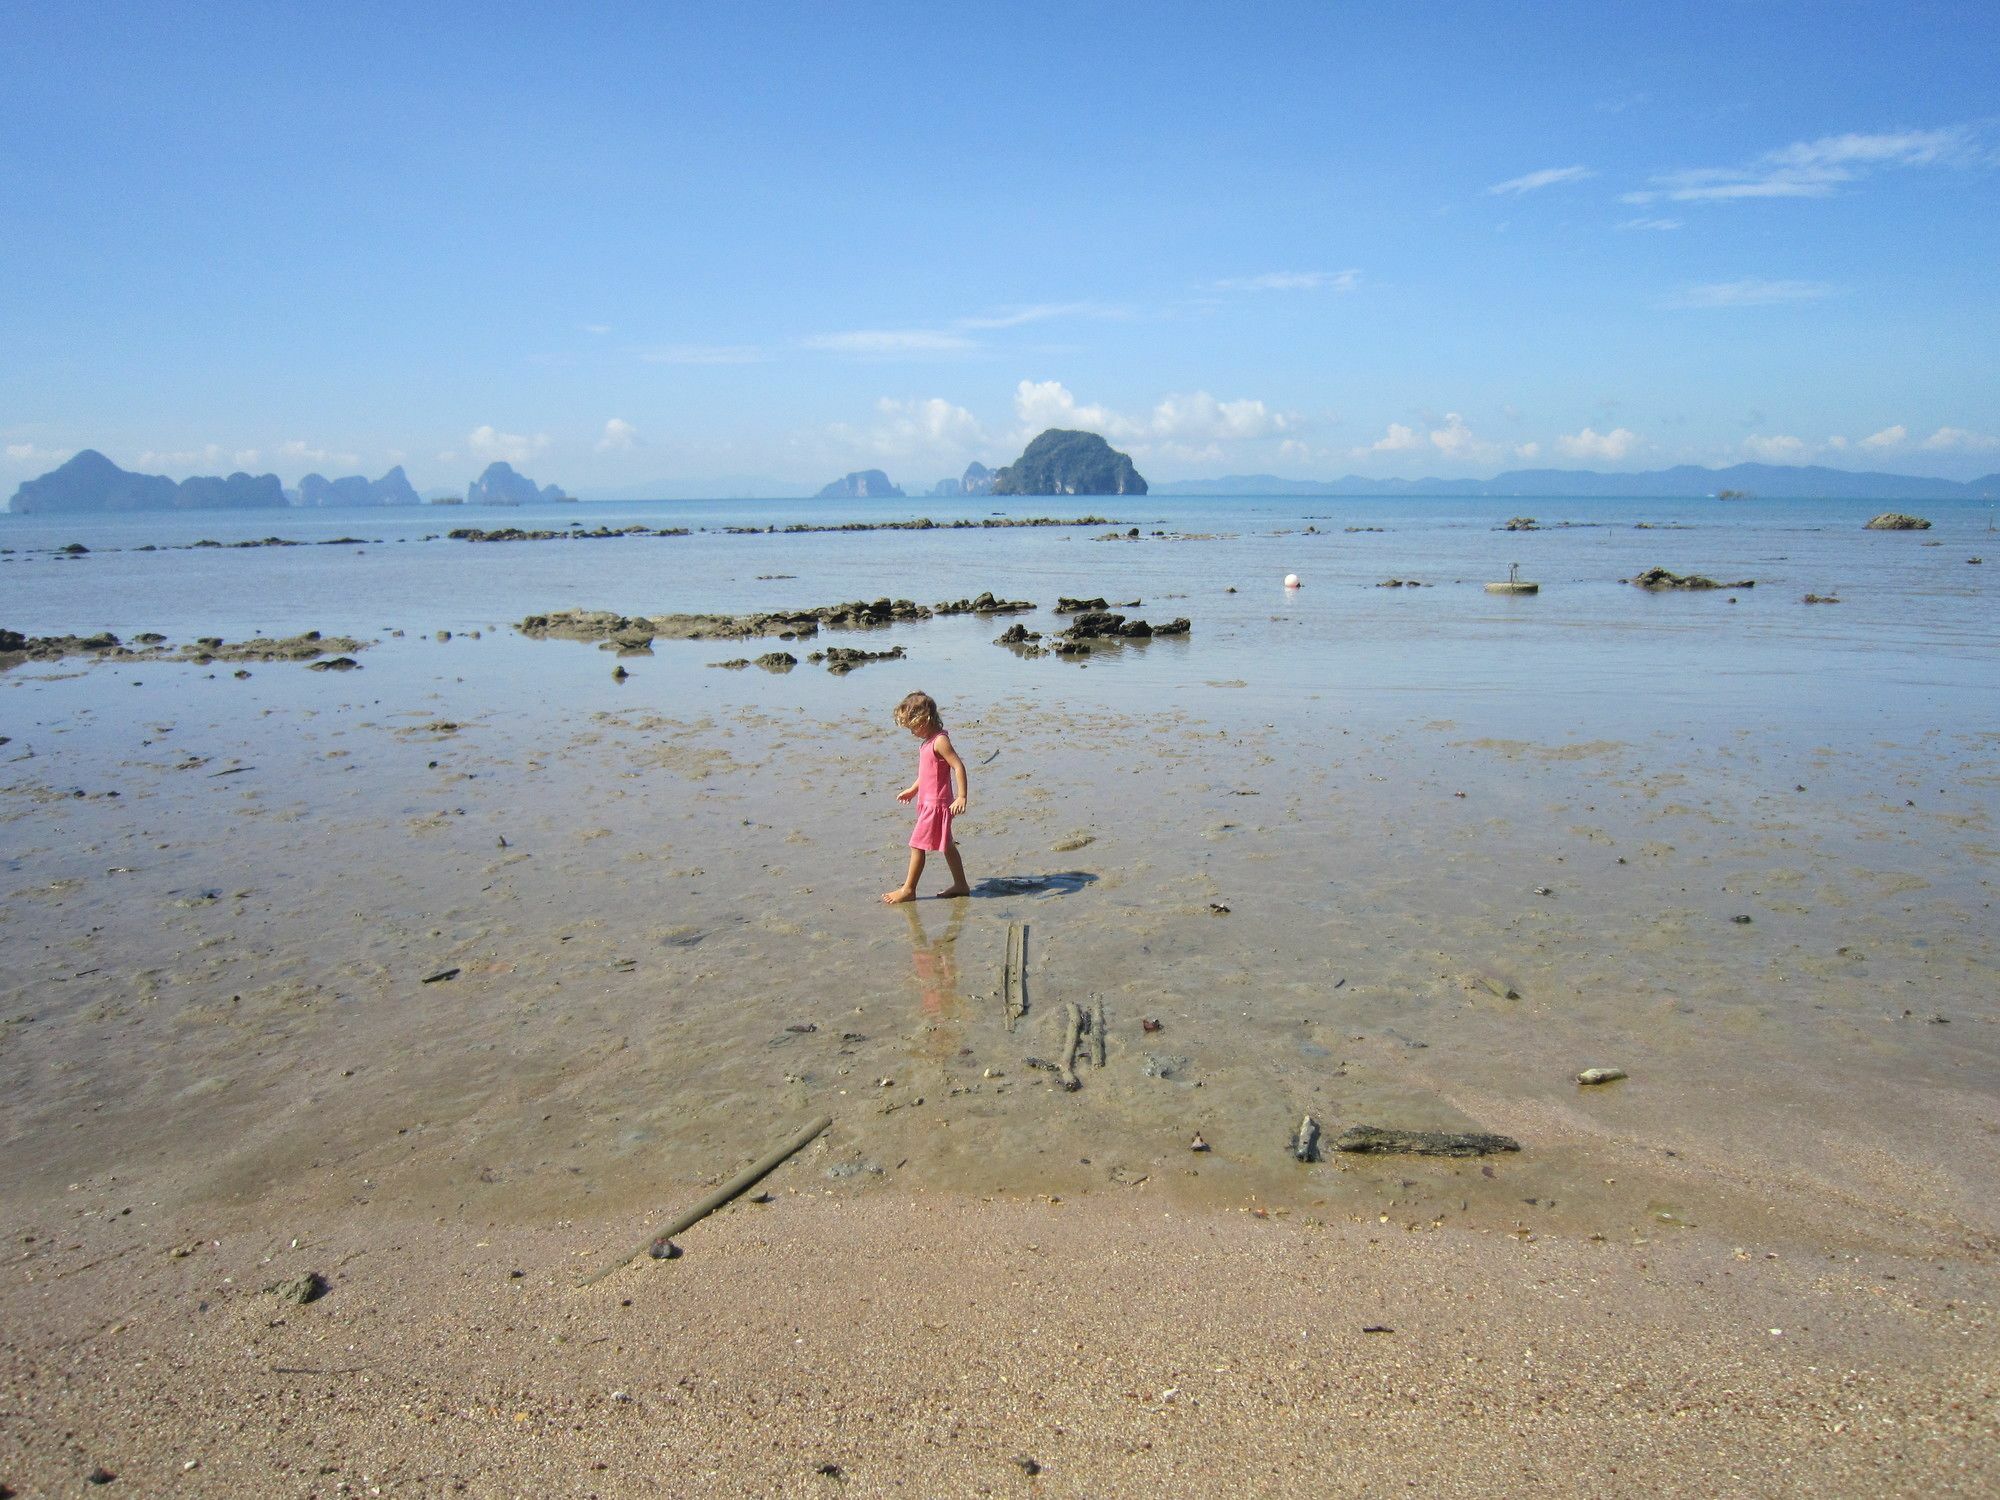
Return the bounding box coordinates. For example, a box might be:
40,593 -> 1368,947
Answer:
295,466 -> 420,507
6,451 -> 574,512
10,450 -> 287,513
1153,462 -> 2000,500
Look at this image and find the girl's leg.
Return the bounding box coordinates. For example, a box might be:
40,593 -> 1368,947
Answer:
882,847 -> 926,903
938,839 -> 970,897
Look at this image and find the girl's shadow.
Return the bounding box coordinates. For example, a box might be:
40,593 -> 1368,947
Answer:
968,871 -> 1098,898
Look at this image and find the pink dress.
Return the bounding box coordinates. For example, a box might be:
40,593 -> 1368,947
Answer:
909,733 -> 954,851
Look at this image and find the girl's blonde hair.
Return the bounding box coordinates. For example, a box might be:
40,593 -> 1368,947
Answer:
894,690 -> 943,734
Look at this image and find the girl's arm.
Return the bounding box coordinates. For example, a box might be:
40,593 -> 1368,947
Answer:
936,733 -> 969,815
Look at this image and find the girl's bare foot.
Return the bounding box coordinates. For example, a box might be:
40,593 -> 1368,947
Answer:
881,887 -> 917,904
936,884 -> 971,898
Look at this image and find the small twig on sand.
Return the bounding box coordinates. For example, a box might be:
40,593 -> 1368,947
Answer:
579,1114 -> 832,1286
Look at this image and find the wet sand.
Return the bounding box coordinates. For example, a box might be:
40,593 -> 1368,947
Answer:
3,628 -> 1997,1492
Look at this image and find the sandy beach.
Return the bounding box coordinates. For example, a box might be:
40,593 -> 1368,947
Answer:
3,596 -> 1996,1493
3,1192 -> 1994,1496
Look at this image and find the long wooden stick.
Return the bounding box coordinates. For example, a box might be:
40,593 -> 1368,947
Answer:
1004,921 -> 1028,1031
579,1114 -> 832,1286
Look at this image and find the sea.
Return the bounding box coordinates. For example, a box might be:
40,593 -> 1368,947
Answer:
5,492 -> 1997,742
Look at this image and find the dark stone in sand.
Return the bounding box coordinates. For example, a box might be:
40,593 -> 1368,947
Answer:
267,1271 -> 328,1304
1334,1125 -> 1521,1157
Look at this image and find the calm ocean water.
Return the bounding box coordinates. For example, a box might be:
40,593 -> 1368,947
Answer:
4,494 -> 1996,739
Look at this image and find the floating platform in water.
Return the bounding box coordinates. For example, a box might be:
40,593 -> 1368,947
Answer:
1485,562 -> 1539,595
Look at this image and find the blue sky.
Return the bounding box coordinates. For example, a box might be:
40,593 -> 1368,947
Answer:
3,1 -> 1997,495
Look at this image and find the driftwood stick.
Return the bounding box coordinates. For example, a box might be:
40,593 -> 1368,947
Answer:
579,1114 -> 832,1286
1003,922 -> 1029,1031
1091,998 -> 1107,1069
1056,1002 -> 1083,1091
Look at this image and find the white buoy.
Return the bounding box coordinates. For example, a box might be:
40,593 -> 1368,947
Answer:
1284,573 -> 1301,589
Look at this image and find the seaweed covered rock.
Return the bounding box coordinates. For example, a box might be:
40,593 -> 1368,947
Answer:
1865,513 -> 1931,530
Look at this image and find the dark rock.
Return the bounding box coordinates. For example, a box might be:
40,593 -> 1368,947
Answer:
1627,567 -> 1756,590
306,656 -> 360,671
1502,517 -> 1538,531
1334,1125 -> 1521,1157
754,651 -> 797,671
1055,596 -> 1108,613
809,645 -> 904,673
267,1271 -> 328,1304
1864,513 -> 1931,530
933,591 -> 1034,615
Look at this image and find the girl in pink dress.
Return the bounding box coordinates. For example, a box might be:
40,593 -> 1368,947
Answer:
881,690 -> 970,904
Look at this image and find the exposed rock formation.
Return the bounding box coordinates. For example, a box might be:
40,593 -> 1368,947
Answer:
816,469 -> 904,499
298,466 -> 421,507
991,430 -> 1146,496
1865,513 -> 1931,530
1626,567 -> 1756,590
468,462 -> 569,505
9,450 -> 289,513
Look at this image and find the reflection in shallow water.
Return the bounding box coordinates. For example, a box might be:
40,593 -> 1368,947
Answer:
902,901 -> 965,1020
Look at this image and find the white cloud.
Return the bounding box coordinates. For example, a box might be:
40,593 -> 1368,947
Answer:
276,439 -> 360,469
1011,380 -> 1299,449
1350,413 -> 1499,463
1014,379 -> 1123,437
874,397 -> 985,450
826,396 -> 988,465
640,344 -> 764,365
1670,278 -> 1835,308
1626,126 -> 1978,203
1487,165 -> 1594,196
1214,270 -> 1362,292
1425,412 -> 1484,460
1513,441 -> 1542,460
1826,435 -> 1849,450
1149,392 -> 1292,442
1743,434 -> 1809,462
957,302 -> 1123,329
1364,423 -> 1423,454
5,442 -> 69,466
1860,424 -> 1908,449
139,443 -> 227,469
233,449 -> 261,468
581,323 -> 612,335
1921,425 -> 2000,451
468,425 -> 551,465
804,329 -> 974,355
596,418 -> 638,452
1556,426 -> 1639,461
1618,216 -> 1682,231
